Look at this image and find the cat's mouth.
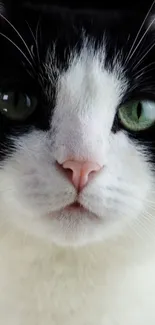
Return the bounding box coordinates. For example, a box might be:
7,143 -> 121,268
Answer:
56,201 -> 99,220
48,201 -> 99,220
63,201 -> 87,213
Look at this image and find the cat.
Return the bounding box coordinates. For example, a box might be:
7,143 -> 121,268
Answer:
0,0 -> 155,324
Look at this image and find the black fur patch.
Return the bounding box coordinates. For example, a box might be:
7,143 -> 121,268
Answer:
0,1 -> 155,160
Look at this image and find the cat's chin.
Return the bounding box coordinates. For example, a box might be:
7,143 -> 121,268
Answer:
43,204 -> 106,247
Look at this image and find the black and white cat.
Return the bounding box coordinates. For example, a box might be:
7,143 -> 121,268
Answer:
0,0 -> 155,324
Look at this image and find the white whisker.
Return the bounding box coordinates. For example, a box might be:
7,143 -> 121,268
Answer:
125,209 -> 154,240
133,62 -> 155,76
126,218 -> 144,240
0,13 -> 34,63
26,20 -> 41,63
143,208 -> 155,217
25,21 -> 35,45
132,41 -> 155,71
127,17 -> 155,66
35,19 -> 41,63
125,0 -> 155,65
135,218 -> 153,237
0,32 -> 34,70
0,31 -> 34,68
129,38 -> 155,71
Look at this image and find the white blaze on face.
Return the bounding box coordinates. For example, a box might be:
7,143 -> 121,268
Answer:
52,48 -> 126,165
0,42 -> 153,246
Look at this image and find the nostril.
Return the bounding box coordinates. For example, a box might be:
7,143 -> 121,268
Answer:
56,161 -> 74,183
85,169 -> 97,182
62,167 -> 73,182
56,160 -> 102,191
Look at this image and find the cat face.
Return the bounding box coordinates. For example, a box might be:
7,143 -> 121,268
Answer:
0,1 -> 155,246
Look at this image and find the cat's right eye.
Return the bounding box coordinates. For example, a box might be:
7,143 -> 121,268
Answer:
118,100 -> 155,131
0,91 -> 38,121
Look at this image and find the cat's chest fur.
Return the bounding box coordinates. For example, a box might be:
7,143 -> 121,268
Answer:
0,225 -> 155,325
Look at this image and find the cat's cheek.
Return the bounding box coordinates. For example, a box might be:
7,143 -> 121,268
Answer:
0,129 -> 153,247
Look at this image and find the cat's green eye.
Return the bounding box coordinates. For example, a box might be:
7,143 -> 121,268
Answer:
0,91 -> 38,121
118,100 -> 155,131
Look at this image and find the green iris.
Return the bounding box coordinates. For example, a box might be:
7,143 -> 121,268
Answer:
0,91 -> 37,121
118,100 -> 155,131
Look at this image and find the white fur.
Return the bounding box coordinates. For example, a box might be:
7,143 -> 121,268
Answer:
0,43 -> 155,324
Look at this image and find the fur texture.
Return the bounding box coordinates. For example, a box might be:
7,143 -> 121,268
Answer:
0,1 -> 155,324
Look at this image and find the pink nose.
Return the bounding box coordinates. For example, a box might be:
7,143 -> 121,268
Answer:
61,160 -> 102,191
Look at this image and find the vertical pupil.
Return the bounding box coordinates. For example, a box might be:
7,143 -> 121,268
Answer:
14,91 -> 19,107
137,102 -> 142,119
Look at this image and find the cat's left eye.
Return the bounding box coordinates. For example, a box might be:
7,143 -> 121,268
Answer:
118,100 -> 155,131
0,91 -> 38,121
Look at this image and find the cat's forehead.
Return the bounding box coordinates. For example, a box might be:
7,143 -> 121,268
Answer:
45,42 -> 127,112
1,2 -> 155,106
26,6 -> 155,102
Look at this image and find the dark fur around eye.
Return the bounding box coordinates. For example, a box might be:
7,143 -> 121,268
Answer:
0,0 -> 155,160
